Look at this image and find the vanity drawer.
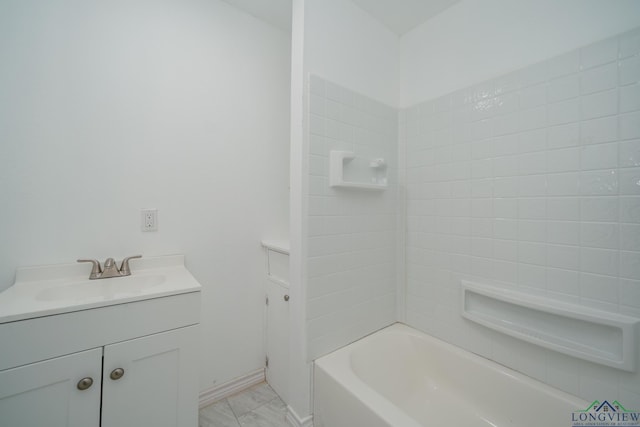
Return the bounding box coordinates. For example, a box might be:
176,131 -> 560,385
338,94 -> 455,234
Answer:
0,291 -> 200,371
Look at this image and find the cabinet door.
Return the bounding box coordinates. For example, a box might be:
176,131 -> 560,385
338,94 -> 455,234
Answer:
265,280 -> 289,402
0,348 -> 102,427
101,325 -> 199,427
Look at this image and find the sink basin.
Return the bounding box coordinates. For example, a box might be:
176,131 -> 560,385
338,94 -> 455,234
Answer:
36,275 -> 166,302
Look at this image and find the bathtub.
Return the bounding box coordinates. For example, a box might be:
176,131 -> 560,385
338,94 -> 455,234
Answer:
314,323 -> 587,427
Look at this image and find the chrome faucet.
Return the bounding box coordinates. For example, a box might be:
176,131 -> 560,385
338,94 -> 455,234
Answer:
77,255 -> 142,280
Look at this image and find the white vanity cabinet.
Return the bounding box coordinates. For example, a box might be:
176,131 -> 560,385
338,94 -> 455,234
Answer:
0,255 -> 202,427
0,325 -> 198,427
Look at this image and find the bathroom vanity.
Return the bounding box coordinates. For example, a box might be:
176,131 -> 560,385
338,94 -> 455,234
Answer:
0,255 -> 201,427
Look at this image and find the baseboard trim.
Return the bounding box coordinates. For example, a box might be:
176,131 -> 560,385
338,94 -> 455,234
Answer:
199,368 -> 265,408
286,405 -> 313,427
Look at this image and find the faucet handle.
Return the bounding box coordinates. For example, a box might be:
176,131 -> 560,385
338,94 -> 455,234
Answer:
120,255 -> 142,276
77,259 -> 102,279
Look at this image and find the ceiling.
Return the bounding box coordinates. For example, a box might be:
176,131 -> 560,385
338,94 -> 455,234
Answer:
221,0 -> 293,33
220,0 -> 461,36
351,0 -> 460,35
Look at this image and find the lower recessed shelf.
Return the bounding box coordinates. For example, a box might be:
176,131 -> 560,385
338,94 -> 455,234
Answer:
461,280 -> 639,372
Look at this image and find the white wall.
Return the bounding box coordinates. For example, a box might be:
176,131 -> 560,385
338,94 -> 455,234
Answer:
401,27 -> 640,407
287,0 -> 313,420
400,0 -> 640,107
304,0 -> 400,107
0,0 -> 290,392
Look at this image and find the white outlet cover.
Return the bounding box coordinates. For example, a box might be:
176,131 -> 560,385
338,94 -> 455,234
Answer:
141,209 -> 158,232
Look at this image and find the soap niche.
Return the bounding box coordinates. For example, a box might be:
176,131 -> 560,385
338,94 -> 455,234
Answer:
329,150 -> 387,190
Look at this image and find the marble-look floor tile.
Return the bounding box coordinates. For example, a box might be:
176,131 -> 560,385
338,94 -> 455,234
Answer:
227,383 -> 279,417
199,399 -> 240,427
237,397 -> 288,427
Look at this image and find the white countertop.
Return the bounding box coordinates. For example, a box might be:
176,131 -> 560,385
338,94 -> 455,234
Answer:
0,255 -> 201,324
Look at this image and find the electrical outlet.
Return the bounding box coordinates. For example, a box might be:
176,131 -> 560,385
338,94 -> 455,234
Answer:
141,209 -> 158,232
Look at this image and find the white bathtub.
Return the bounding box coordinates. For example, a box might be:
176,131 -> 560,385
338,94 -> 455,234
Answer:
314,323 -> 587,427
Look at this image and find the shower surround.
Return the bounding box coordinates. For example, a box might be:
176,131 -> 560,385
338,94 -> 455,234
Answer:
307,26 -> 640,408
306,75 -> 400,360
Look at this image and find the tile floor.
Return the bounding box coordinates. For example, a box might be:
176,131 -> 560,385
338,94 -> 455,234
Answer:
199,382 -> 289,427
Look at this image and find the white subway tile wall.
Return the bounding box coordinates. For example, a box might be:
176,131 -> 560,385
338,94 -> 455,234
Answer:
401,28 -> 640,406
306,75 -> 398,360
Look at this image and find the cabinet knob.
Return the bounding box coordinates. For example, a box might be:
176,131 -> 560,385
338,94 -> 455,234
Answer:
77,377 -> 94,391
110,368 -> 125,380
284,295 -> 290,302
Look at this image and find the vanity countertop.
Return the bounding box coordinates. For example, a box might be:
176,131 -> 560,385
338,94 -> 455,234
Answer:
0,255 -> 201,324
